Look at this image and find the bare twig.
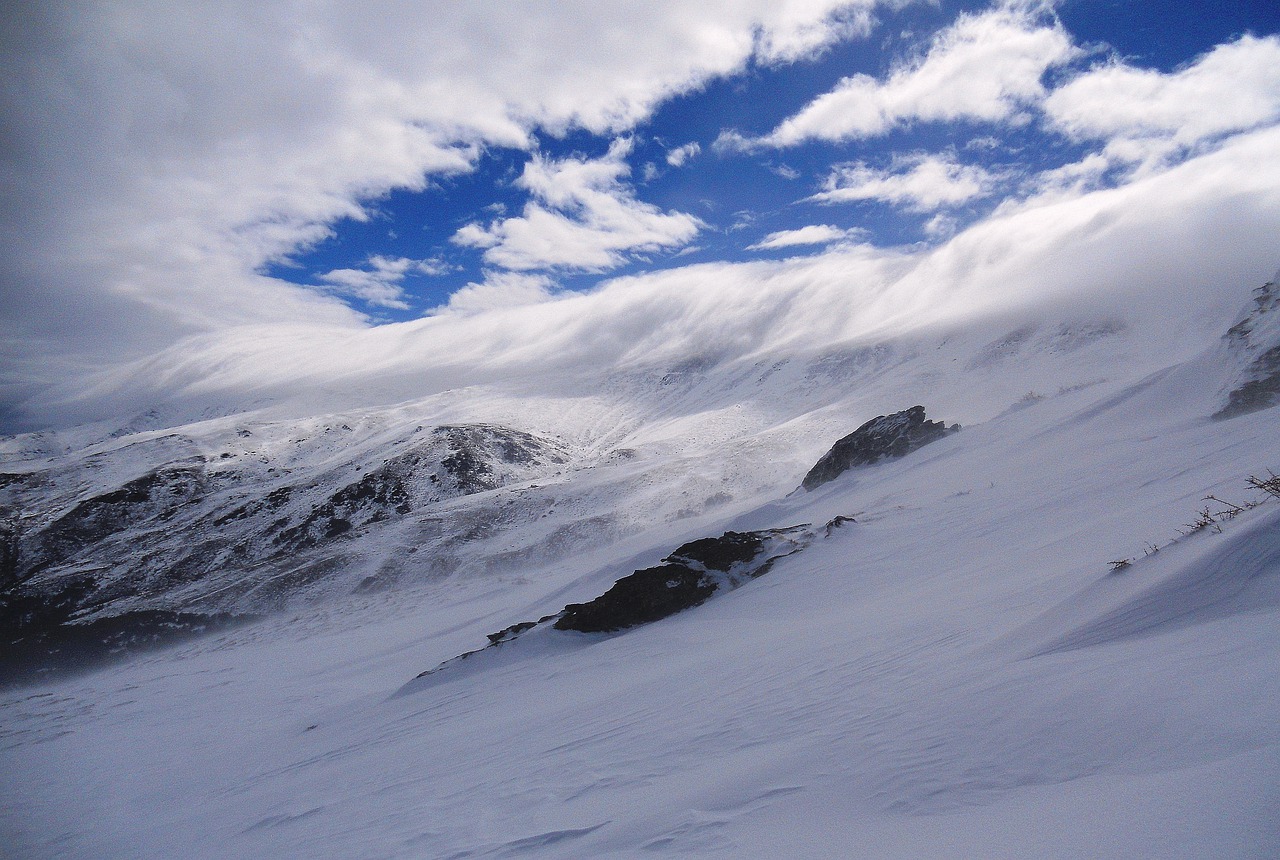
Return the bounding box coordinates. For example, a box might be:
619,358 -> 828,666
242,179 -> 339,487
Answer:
1182,507 -> 1222,535
1204,494 -> 1245,516
1247,470 -> 1280,500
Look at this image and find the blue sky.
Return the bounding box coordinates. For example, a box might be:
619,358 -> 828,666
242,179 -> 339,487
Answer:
262,0 -> 1280,319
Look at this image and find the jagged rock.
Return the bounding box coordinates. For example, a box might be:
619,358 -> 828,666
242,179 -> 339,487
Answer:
1215,344 -> 1280,419
1216,277 -> 1280,419
554,563 -> 718,633
824,515 -> 855,537
487,620 -> 539,645
666,531 -> 770,571
554,527 -> 807,633
801,406 -> 957,491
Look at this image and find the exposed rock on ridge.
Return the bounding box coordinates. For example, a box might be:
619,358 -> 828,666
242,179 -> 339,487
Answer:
403,519 -> 855,689
1215,276 -> 1280,419
801,406 -> 958,491
555,527 -> 809,633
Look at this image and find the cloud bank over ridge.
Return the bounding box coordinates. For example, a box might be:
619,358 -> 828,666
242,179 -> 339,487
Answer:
29,123 -> 1280,429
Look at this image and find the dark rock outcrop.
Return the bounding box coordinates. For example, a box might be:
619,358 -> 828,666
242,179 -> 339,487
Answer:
554,563 -> 719,634
666,531 -> 769,571
554,528 -> 805,633
486,619 -> 541,645
801,406 -> 958,491
1215,277 -> 1280,420
1216,344 -> 1280,419
403,519 -> 856,689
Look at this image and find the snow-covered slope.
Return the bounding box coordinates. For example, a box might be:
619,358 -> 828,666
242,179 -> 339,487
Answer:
2,280 -> 1254,632
2,271 -> 1278,858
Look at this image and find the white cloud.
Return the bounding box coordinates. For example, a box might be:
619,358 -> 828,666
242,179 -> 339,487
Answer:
811,154 -> 995,210
416,256 -> 456,277
1021,152 -> 1114,199
752,1 -> 881,62
752,2 -> 1076,147
749,224 -> 864,249
433,271 -> 557,315
666,142 -> 702,167
0,0 -> 898,398
451,138 -> 703,271
316,255 -> 452,309
1045,35 -> 1280,164
922,213 -> 958,238
965,135 -> 1002,151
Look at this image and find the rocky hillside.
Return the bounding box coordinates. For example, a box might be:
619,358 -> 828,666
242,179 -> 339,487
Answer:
0,423 -> 571,663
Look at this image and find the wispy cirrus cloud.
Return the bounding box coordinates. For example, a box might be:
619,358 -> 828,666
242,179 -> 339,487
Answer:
811,154 -> 996,211
452,138 -> 703,271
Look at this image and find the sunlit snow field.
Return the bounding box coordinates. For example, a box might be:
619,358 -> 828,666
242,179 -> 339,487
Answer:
4,280 -> 1278,858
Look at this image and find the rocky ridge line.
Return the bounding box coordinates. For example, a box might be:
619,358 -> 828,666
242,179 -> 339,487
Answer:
801,406 -> 958,491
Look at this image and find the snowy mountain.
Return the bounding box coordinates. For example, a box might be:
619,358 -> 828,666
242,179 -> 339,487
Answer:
2,268 -> 1279,858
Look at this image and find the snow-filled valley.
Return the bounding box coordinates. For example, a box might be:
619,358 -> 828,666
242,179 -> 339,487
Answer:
2,268 -> 1279,858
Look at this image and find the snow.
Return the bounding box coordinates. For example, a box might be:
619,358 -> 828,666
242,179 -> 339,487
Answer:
3,272 -> 1280,858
